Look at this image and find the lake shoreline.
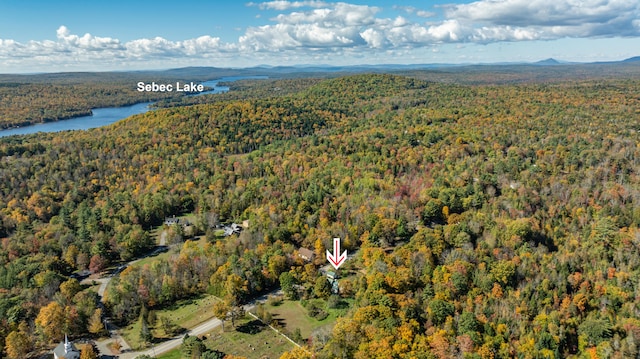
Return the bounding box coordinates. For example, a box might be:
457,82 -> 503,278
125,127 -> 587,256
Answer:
0,76 -> 263,138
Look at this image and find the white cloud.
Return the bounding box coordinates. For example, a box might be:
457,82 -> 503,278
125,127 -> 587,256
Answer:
360,28 -> 387,48
126,37 -> 180,57
274,3 -> 378,26
1,1 -> 640,72
241,0 -> 640,54
56,25 -> 123,50
417,11 -> 436,18
393,5 -> 436,18
447,0 -> 640,37
240,3 -> 376,50
125,35 -> 227,58
0,26 -> 228,71
472,25 -> 541,42
248,1 -> 329,10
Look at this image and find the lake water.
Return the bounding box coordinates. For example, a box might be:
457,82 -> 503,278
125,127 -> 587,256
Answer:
0,76 -> 266,138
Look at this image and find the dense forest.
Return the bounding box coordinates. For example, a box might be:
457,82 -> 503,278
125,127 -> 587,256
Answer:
0,69 -> 639,358
153,77 -> 325,108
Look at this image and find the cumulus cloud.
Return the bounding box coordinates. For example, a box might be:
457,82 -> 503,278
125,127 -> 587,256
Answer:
274,3 -> 378,26
248,1 -> 329,10
359,28 -> 387,48
0,26 -> 230,71
240,3 -> 377,50
448,0 -> 633,26
239,0 -> 640,53
56,25 -> 123,50
446,0 -> 640,38
1,0 -> 640,71
393,5 -> 436,18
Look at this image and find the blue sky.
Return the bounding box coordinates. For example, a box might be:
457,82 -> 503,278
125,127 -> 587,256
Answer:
1,0 -> 639,73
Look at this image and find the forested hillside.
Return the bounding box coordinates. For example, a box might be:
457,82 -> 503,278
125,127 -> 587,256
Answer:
0,72 -> 639,358
0,82 -> 180,129
0,71 -> 231,129
153,77 -> 325,108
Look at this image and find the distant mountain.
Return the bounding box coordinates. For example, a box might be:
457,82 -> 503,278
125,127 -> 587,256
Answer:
155,67 -> 248,80
145,56 -> 640,78
534,58 -> 562,65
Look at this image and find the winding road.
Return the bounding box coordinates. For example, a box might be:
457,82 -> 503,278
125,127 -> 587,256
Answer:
105,290 -> 280,359
83,248 -> 282,359
116,316 -> 224,359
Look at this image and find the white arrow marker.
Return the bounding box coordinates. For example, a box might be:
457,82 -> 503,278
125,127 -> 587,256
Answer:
326,237 -> 347,270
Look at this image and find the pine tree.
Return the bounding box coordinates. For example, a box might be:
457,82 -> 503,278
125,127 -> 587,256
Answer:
140,309 -> 152,345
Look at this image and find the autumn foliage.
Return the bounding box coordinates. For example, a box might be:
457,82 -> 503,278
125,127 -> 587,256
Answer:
0,71 -> 639,358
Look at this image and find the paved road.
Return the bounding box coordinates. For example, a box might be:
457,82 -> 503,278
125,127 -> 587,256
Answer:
82,244 -> 172,358
95,286 -> 282,358
113,290 -> 283,359
116,317 -> 224,359
82,237 -> 282,359
81,275 -> 133,356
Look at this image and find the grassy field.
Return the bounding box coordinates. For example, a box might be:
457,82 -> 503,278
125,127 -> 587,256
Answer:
156,348 -> 182,359
83,281 -> 102,295
155,315 -> 297,359
163,294 -> 220,329
121,317 -> 146,350
128,246 -> 175,267
122,294 -> 220,350
129,232 -> 209,269
264,299 -> 349,339
205,315 -> 296,359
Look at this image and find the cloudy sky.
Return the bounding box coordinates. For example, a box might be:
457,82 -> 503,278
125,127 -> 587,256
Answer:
1,0 -> 639,73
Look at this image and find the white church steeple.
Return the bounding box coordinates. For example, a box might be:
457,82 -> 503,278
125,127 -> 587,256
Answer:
64,334 -> 72,353
54,334 -> 80,359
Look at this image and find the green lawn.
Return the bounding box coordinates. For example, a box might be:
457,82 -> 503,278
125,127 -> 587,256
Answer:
163,294 -> 220,329
122,294 -> 221,350
129,235 -> 208,269
156,348 -> 182,359
264,299 -> 350,339
129,247 -> 175,267
121,317 -> 145,350
153,314 -> 297,359
83,281 -> 102,294
205,315 -> 296,359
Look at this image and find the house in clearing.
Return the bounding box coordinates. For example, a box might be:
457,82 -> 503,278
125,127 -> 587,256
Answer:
164,216 -> 181,225
326,271 -> 339,294
298,247 -> 316,262
222,223 -> 243,236
164,216 -> 191,227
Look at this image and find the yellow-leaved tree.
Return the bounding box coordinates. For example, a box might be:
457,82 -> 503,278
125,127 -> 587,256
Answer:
80,345 -> 98,359
5,327 -> 30,359
35,301 -> 65,343
279,347 -> 312,359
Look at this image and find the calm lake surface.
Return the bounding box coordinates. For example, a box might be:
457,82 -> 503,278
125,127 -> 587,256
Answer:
0,76 -> 265,138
